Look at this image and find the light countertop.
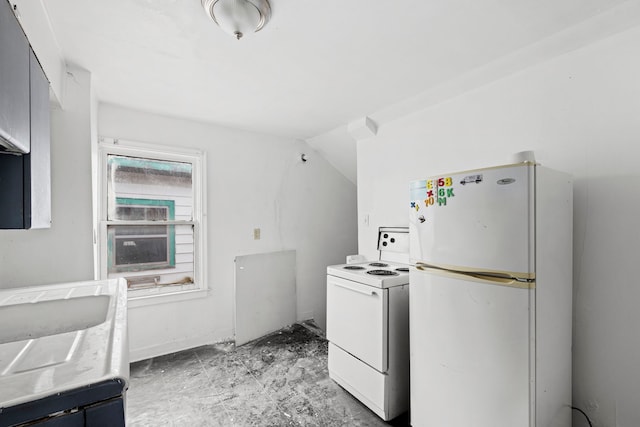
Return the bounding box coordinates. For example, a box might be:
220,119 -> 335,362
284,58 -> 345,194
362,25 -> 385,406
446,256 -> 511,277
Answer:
0,278 -> 128,409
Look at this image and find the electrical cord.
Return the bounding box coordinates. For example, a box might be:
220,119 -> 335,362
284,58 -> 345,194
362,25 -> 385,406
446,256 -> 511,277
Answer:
571,406 -> 593,427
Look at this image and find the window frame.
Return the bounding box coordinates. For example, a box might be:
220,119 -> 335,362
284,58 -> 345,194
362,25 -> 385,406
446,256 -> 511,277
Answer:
96,138 -> 207,305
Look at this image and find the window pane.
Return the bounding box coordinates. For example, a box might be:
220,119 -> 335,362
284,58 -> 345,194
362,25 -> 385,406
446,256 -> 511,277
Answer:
108,224 -> 172,272
107,155 -> 193,221
115,235 -> 168,265
107,224 -> 195,289
116,205 -> 168,221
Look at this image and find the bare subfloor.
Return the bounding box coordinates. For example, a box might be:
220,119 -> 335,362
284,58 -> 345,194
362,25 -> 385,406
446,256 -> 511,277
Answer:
127,321 -> 410,426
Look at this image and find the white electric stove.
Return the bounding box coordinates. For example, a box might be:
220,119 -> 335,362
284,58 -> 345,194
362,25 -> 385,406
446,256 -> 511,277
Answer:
326,227 -> 410,421
326,261 -> 409,288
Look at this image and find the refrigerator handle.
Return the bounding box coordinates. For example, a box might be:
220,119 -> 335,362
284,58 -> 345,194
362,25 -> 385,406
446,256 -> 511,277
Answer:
332,281 -> 378,296
415,262 -> 441,272
415,263 -> 531,287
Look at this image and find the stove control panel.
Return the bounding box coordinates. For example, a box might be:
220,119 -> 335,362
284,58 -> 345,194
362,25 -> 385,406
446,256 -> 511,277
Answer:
377,227 -> 409,253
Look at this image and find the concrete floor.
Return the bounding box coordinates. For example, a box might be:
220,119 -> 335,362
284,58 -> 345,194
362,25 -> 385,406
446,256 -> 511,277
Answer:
127,322 -> 410,426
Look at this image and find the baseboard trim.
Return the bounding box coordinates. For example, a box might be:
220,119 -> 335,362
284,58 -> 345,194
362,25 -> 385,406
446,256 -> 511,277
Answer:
129,331 -> 234,363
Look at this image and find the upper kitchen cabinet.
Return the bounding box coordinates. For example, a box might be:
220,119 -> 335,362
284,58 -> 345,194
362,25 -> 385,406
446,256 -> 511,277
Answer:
0,0 -> 30,154
0,0 -> 51,229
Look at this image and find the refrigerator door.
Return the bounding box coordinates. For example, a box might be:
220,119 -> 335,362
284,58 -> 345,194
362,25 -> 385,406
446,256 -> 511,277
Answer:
410,267 -> 532,427
410,164 -> 534,278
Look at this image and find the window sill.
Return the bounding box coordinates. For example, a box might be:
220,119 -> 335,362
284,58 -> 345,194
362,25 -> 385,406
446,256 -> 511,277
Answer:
127,287 -> 210,308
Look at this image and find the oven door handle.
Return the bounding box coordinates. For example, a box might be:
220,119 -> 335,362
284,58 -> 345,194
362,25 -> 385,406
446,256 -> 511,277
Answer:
332,281 -> 378,296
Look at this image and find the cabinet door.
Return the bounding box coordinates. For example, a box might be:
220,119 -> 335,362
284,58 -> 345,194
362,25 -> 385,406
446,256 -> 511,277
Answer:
326,276 -> 388,372
31,410 -> 84,426
0,0 -> 30,153
27,49 -> 51,228
0,50 -> 51,229
0,154 -> 26,228
85,397 -> 125,426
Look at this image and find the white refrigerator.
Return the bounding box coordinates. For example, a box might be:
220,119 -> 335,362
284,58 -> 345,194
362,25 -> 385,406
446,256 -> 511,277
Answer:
408,163 -> 572,427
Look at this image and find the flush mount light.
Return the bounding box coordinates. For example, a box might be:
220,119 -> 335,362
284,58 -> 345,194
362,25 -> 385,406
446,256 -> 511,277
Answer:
201,0 -> 271,40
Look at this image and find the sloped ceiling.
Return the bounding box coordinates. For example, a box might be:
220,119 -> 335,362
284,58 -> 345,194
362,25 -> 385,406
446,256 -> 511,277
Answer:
41,0 -> 631,142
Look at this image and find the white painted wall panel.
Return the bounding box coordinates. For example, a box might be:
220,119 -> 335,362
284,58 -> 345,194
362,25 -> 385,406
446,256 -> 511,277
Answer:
356,25 -> 640,426
97,105 -> 358,360
234,250 -> 296,346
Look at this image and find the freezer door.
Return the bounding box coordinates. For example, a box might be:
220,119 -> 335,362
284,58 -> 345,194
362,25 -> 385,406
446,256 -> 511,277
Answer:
326,276 -> 388,372
409,268 -> 532,427
410,164 -> 534,277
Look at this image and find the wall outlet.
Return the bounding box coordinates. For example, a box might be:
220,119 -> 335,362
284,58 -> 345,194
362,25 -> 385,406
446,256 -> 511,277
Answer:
253,228 -> 261,240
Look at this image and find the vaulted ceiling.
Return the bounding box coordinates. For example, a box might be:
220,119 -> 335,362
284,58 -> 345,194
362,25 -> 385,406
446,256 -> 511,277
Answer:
43,0 -> 629,141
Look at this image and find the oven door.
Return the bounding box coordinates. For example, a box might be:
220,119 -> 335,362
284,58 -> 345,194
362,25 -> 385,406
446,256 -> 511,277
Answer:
326,275 -> 388,372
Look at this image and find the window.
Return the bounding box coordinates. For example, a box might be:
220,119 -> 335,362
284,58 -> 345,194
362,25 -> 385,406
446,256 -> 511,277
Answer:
108,198 -> 176,273
97,139 -> 205,299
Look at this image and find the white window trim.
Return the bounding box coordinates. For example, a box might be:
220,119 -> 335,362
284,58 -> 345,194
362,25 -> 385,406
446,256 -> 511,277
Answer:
96,137 -> 208,307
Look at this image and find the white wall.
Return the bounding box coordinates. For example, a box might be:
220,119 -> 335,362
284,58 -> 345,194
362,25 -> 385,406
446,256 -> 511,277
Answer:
356,25 -> 640,426
98,104 -> 357,360
307,124 -> 357,184
0,65 -> 94,288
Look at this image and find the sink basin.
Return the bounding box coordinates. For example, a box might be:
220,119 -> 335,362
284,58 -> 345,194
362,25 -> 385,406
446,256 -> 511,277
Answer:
0,295 -> 110,344
0,279 -> 128,414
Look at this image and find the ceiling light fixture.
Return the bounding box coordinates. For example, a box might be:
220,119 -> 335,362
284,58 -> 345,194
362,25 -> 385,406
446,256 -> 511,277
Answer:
201,0 -> 271,40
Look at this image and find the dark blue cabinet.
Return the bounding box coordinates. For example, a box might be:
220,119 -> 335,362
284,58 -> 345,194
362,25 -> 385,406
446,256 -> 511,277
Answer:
0,0 -> 51,229
0,379 -> 127,427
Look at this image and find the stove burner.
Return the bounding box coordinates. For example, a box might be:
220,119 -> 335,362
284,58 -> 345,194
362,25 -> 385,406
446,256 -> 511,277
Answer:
367,269 -> 399,276
395,267 -> 409,272
368,262 -> 388,267
343,265 -> 366,270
